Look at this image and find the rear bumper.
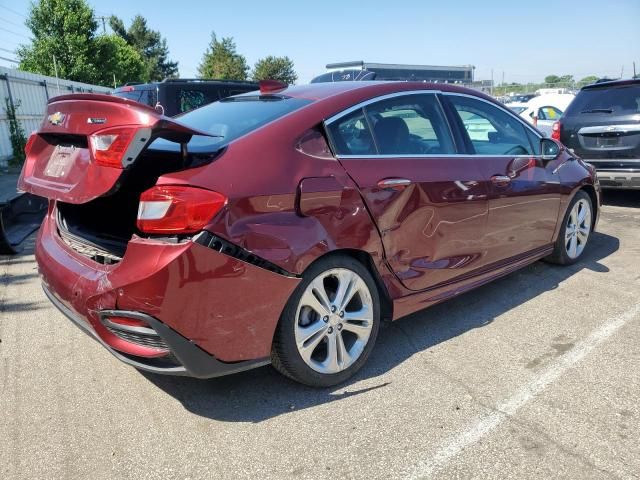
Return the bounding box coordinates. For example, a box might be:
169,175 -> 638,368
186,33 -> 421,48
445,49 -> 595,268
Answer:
43,285 -> 270,377
595,170 -> 640,189
36,207 -> 300,376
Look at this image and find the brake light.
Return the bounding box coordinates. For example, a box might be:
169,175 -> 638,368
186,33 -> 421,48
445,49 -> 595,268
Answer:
259,79 -> 287,93
551,121 -> 561,141
89,126 -> 137,168
137,185 -> 226,234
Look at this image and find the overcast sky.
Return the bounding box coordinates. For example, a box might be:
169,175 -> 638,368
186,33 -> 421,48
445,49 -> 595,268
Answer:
1,0 -> 639,84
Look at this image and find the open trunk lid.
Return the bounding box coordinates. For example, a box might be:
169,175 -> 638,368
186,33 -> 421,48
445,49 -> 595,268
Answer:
18,93 -> 211,204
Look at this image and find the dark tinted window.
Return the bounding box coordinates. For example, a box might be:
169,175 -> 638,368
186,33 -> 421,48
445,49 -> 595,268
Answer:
565,85 -> 640,116
365,94 -> 455,154
113,88 -> 156,107
152,96 -> 311,150
178,89 -> 210,113
448,95 -> 534,155
326,109 -> 375,155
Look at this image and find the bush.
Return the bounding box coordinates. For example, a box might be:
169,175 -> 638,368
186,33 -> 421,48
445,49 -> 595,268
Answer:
4,97 -> 27,167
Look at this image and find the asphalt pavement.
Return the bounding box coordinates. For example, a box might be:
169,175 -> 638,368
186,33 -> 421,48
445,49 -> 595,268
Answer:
1,191 -> 639,480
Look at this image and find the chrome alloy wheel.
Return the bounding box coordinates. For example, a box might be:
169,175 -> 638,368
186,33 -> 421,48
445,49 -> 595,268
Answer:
565,198 -> 592,259
294,268 -> 374,374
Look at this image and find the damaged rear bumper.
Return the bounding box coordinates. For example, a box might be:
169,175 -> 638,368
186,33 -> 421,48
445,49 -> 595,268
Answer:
36,208 -> 301,377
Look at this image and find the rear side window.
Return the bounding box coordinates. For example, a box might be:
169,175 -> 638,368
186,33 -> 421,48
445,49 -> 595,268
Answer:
365,94 -> 455,155
448,95 -> 534,155
565,85 -> 640,116
537,106 -> 562,120
326,109 -> 376,155
113,88 -> 156,107
178,89 -> 210,113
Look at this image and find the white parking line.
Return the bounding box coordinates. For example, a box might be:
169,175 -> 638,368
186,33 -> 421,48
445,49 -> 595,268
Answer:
406,302 -> 640,480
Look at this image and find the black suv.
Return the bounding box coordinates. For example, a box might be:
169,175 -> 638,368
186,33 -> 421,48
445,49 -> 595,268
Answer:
112,78 -> 259,117
556,79 -> 640,189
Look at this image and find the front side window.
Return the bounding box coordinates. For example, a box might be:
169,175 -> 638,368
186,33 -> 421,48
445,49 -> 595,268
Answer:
365,94 -> 455,155
326,108 -> 376,155
448,95 -> 534,155
537,106 -> 562,120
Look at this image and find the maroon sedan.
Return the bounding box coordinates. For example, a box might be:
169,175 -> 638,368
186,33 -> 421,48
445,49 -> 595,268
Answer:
19,81 -> 600,386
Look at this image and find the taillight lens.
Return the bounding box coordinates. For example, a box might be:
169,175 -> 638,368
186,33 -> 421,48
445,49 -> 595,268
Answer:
89,126 -> 137,168
137,185 -> 226,234
551,121 -> 561,141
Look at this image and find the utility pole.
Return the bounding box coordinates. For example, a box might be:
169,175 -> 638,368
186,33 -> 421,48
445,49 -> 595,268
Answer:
501,71 -> 504,87
52,55 -> 60,93
633,62 -> 637,79
491,69 -> 494,96
97,16 -> 108,35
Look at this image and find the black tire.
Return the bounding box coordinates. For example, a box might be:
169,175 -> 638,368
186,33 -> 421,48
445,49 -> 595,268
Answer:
545,190 -> 593,265
271,254 -> 381,387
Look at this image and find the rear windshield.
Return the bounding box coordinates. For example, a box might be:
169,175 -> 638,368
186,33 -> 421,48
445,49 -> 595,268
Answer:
564,85 -> 640,116
151,95 -> 311,151
509,106 -> 527,114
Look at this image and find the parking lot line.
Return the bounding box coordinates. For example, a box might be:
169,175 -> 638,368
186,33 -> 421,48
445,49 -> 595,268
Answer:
405,301 -> 640,480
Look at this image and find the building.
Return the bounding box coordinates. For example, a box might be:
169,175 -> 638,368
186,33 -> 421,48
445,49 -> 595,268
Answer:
312,61 -> 475,84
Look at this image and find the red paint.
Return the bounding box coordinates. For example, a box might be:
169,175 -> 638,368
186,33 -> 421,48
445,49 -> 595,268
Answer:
23,82 -> 599,373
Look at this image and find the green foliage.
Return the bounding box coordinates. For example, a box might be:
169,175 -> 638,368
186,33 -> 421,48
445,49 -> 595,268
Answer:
579,75 -> 599,85
544,75 -> 561,84
17,0 -> 99,83
109,15 -> 178,81
252,56 -> 297,85
3,98 -> 27,167
198,33 -> 249,81
94,35 -> 146,86
16,1 -> 174,87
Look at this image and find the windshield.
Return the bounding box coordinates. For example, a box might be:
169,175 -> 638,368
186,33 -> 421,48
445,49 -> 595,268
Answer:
565,85 -> 640,116
509,106 -> 527,114
150,95 -> 312,151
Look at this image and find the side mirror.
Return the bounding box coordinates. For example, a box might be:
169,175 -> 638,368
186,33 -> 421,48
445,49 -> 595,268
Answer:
540,138 -> 561,161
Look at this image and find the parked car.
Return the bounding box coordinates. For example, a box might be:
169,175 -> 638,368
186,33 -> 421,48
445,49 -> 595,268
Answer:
19,81 -> 600,387
504,93 -> 537,103
554,78 -> 640,189
112,78 -> 259,116
509,93 -> 575,136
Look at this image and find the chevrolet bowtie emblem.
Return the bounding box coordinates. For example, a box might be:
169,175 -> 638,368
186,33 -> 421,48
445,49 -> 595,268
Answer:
48,111 -> 66,126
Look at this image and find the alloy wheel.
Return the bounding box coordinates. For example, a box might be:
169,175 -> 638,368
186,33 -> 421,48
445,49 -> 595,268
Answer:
565,198 -> 591,259
294,268 -> 374,374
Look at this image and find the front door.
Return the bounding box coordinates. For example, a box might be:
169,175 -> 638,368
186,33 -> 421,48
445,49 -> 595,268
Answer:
443,94 -> 562,265
325,92 -> 491,292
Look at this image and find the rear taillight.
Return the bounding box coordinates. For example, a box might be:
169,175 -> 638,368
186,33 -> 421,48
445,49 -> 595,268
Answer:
24,132 -> 37,156
551,121 -> 561,141
137,185 -> 226,234
89,126 -> 137,168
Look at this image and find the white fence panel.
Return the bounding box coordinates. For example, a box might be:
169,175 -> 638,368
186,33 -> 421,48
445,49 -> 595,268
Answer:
0,67 -> 111,166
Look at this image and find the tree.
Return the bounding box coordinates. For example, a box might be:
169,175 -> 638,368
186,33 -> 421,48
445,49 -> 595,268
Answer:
252,56 -> 297,85
558,74 -> 574,84
3,98 -> 27,166
198,33 -> 248,80
109,15 -> 178,81
17,0 -> 99,83
94,35 -> 146,87
544,75 -> 561,84
579,75 -> 599,85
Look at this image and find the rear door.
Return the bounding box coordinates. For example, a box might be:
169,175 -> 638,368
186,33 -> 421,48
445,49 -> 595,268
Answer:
326,92 -> 490,292
19,94 -> 209,204
560,83 -> 640,169
443,93 -> 562,263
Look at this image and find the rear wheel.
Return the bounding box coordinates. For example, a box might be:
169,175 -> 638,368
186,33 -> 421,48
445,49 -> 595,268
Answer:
546,190 -> 593,265
271,255 -> 380,387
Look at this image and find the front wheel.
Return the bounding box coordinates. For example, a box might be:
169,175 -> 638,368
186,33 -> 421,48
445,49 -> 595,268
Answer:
546,190 -> 593,265
271,255 -> 381,387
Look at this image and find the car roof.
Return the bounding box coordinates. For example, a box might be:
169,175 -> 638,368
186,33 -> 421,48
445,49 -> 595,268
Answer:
272,81 -> 492,102
581,78 -> 640,90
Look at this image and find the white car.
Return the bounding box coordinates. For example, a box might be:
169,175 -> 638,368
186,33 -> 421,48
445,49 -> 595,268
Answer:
509,94 -> 575,136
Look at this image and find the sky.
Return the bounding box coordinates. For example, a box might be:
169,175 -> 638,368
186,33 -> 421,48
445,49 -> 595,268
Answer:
1,0 -> 639,84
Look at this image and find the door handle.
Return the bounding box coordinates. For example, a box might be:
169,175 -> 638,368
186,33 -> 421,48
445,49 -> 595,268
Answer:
377,178 -> 412,191
490,175 -> 511,186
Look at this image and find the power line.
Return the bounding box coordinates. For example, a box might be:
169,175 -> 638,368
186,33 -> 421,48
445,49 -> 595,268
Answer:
0,15 -> 28,31
0,55 -> 19,63
0,46 -> 17,54
0,25 -> 30,39
0,4 -> 27,18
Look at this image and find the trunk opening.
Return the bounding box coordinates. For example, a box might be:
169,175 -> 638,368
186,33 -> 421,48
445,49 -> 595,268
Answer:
55,146 -> 219,264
